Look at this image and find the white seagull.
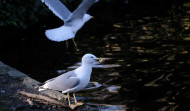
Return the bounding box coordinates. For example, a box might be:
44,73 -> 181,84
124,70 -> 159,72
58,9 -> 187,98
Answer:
39,54 -> 102,109
41,0 -> 99,50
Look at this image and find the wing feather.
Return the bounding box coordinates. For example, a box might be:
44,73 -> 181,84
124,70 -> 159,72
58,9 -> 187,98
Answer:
42,0 -> 71,21
70,0 -> 98,19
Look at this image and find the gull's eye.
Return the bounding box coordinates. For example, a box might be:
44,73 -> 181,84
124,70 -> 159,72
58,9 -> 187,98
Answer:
91,56 -> 93,58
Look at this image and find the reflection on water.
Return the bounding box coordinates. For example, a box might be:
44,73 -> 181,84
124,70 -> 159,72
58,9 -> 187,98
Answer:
68,2 -> 190,111
1,1 -> 190,111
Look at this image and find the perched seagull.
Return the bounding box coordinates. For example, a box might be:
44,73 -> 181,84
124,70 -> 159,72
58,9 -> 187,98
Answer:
41,0 -> 99,50
39,54 -> 102,109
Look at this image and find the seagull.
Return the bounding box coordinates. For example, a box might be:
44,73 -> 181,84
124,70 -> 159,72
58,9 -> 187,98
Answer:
41,0 -> 99,51
39,54 -> 102,109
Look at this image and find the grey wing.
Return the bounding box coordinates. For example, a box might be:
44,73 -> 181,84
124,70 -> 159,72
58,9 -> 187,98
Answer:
70,0 -> 99,19
44,71 -> 79,91
42,0 -> 71,21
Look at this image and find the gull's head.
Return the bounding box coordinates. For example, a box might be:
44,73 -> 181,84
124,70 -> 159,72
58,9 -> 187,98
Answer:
83,14 -> 93,22
82,53 -> 101,65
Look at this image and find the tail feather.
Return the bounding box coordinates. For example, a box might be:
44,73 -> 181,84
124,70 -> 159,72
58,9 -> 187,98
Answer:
38,83 -> 50,91
38,85 -> 46,91
45,25 -> 74,42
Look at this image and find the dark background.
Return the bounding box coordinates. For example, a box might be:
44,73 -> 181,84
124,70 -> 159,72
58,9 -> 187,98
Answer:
1,0 -> 190,110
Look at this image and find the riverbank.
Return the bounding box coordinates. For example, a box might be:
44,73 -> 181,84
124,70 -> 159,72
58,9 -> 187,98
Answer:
0,61 -> 98,111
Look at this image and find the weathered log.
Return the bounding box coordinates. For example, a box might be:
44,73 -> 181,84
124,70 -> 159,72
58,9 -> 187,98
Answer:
17,91 -> 67,107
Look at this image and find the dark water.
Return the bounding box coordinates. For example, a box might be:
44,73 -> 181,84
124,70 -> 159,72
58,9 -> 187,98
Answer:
1,1 -> 190,111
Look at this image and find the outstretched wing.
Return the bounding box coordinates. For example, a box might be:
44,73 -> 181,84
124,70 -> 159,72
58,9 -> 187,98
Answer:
70,0 -> 99,19
42,0 -> 71,21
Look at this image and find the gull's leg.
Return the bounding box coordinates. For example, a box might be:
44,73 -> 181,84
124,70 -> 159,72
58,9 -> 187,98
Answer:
67,93 -> 77,109
73,92 -> 77,104
65,40 -> 69,49
67,93 -> 71,106
72,38 -> 79,51
73,93 -> 84,106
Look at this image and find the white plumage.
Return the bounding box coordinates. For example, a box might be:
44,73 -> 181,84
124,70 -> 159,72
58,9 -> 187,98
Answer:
45,14 -> 91,41
39,53 -> 102,109
41,0 -> 99,42
39,54 -> 100,92
45,25 -> 74,42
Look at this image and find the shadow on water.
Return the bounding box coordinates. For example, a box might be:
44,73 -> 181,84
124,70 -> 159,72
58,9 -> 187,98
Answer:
1,0 -> 190,111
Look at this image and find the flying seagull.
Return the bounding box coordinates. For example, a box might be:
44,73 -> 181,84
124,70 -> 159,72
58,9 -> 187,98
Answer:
41,0 -> 99,51
39,54 -> 103,109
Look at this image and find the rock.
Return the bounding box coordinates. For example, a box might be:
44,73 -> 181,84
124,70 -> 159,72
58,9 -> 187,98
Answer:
0,61 -> 28,80
0,61 -> 99,111
1,89 -> 5,93
23,77 -> 41,89
10,107 -> 16,111
7,70 -> 28,80
1,79 -> 9,84
0,61 -> 11,75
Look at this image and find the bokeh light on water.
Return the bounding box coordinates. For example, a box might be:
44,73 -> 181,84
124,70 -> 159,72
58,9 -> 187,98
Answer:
1,0 -> 190,111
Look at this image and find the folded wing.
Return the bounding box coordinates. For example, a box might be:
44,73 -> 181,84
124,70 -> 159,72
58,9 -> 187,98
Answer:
43,71 -> 80,91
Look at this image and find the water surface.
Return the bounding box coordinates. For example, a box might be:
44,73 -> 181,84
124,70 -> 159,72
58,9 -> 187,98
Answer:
1,1 -> 190,111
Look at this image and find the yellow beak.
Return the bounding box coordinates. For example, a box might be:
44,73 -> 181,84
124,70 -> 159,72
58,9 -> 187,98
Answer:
91,16 -> 94,19
96,58 -> 101,63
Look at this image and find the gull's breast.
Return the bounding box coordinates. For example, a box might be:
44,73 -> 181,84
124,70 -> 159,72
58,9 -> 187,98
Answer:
75,74 -> 90,91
